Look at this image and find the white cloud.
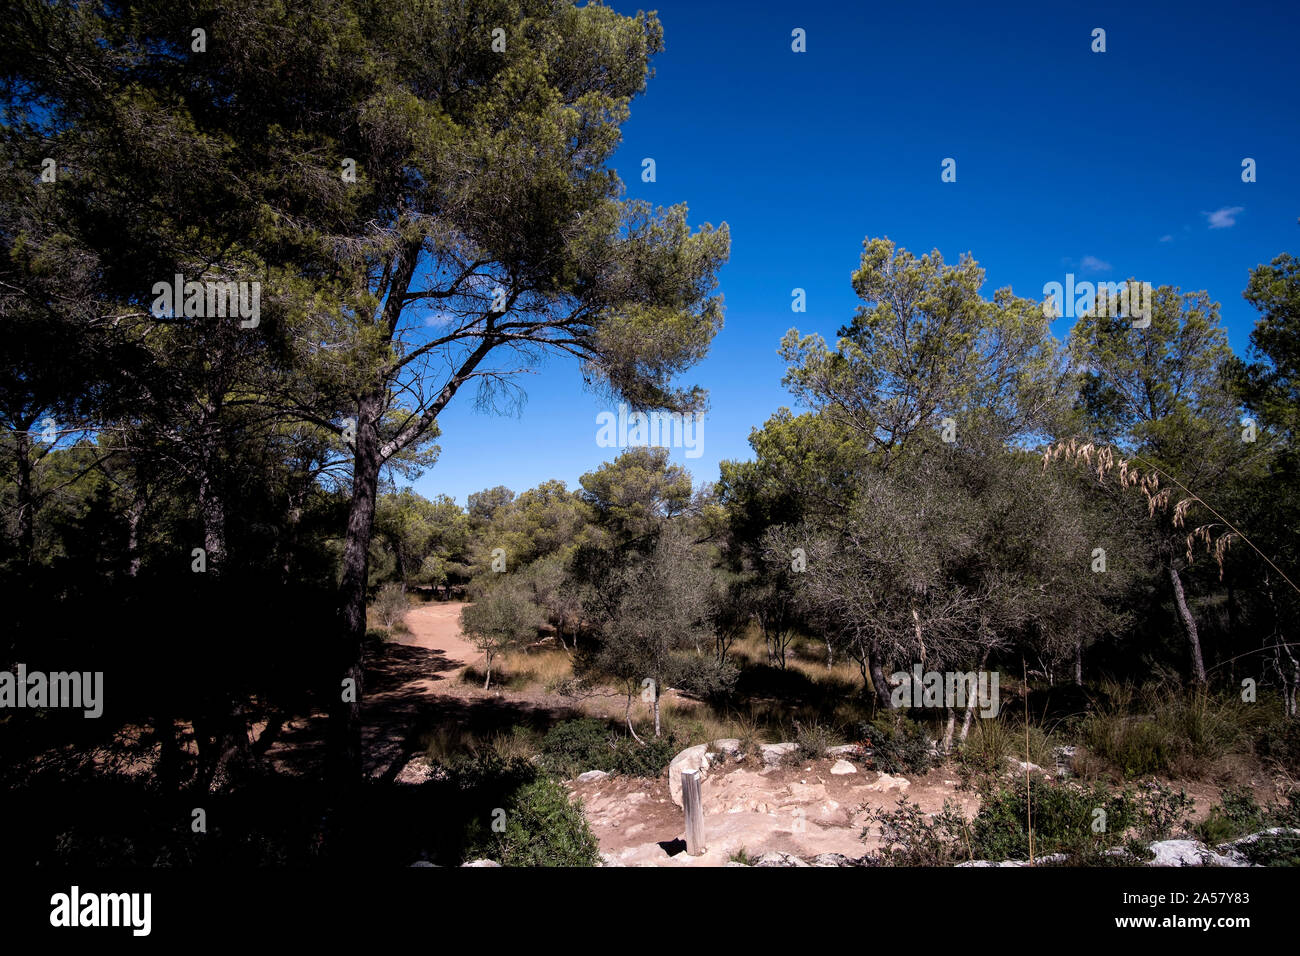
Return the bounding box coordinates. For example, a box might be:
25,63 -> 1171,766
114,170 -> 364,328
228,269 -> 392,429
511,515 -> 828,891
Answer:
1204,206 -> 1244,229
1159,234 -> 1174,243
1080,255 -> 1112,272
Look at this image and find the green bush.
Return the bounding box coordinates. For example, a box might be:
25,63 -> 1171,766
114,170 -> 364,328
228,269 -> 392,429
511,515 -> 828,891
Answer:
1197,787 -> 1300,865
969,777 -> 1138,863
673,655 -> 740,700
610,734 -> 678,777
863,797 -> 973,866
1195,786 -> 1265,844
539,718 -> 616,777
463,774 -> 600,867
959,718 -> 1013,775
795,719 -> 841,759
1255,714 -> 1300,773
1079,685 -> 1255,779
861,715 -> 933,774
1080,713 -> 1173,777
538,717 -> 678,779
863,777 -> 1196,865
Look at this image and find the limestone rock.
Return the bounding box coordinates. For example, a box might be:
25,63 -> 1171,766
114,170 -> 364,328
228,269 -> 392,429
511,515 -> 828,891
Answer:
668,744 -> 710,807
1146,840 -> 1246,867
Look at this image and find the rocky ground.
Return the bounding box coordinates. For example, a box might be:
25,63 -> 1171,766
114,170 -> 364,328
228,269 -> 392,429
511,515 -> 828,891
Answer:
568,740 -> 977,866
566,739 -> 1296,867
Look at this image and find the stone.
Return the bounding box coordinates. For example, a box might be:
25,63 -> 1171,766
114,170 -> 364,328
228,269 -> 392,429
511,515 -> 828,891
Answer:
1146,840 -> 1246,867
760,742 -> 799,766
865,772 -> 910,792
826,744 -> 867,759
830,759 -> 857,775
753,851 -> 810,867
461,859 -> 501,867
809,852 -> 858,867
576,770 -> 609,782
668,744 -> 710,807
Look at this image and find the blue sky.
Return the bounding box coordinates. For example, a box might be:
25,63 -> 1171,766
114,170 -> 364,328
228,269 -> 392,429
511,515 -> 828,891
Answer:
411,0 -> 1300,506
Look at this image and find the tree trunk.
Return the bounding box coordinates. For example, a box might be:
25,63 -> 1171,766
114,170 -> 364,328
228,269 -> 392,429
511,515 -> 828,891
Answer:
958,650 -> 990,744
867,648 -> 894,711
653,685 -> 661,738
329,390 -> 384,786
1073,640 -> 1083,686
13,425 -> 35,566
196,465 -> 227,575
625,685 -> 644,745
127,494 -> 144,578
1168,562 -> 1207,685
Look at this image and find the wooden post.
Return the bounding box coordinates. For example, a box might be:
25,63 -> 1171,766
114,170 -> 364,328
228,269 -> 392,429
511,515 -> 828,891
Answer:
682,768 -> 705,855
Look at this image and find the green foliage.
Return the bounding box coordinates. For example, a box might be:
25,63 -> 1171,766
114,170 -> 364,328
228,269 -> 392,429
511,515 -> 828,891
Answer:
458,580 -> 545,686
863,798 -> 974,866
1080,687 -> 1252,778
672,654 -> 740,701
861,715 -> 933,775
1255,713 -> 1300,773
1195,786 -> 1265,844
795,719 -> 841,759
371,582 -> 409,629
463,773 -> 600,868
538,718 -> 677,779
865,776 -> 1196,866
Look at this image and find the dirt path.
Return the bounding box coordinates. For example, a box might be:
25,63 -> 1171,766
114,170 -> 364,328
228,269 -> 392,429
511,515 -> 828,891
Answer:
388,600 -> 481,683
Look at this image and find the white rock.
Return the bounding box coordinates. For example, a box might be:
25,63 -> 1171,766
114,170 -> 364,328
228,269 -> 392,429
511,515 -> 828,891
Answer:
668,744 -> 710,807
830,760 -> 858,775
826,744 -> 866,758
395,756 -> 435,785
461,859 -> 501,867
1146,840 -> 1245,867
760,742 -> 799,766
576,770 -> 609,783
866,772 -> 910,792
709,738 -> 743,755
753,851 -> 810,867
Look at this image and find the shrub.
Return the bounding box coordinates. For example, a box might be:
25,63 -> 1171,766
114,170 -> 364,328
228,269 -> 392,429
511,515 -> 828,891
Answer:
795,719 -> 841,759
970,777 -> 1135,863
861,715 -> 933,774
673,655 -> 740,701
610,734 -> 678,778
372,583 -> 409,629
463,773 -> 600,867
538,718 -> 679,779
1195,786 -> 1265,844
1079,685 -> 1255,779
959,718 -> 1013,775
1080,713 -> 1173,777
539,718 -> 616,777
1255,714 -> 1300,774
862,797 -> 973,866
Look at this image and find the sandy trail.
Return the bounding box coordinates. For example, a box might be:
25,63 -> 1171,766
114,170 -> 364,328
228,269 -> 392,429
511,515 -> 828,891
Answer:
389,600 -> 480,682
